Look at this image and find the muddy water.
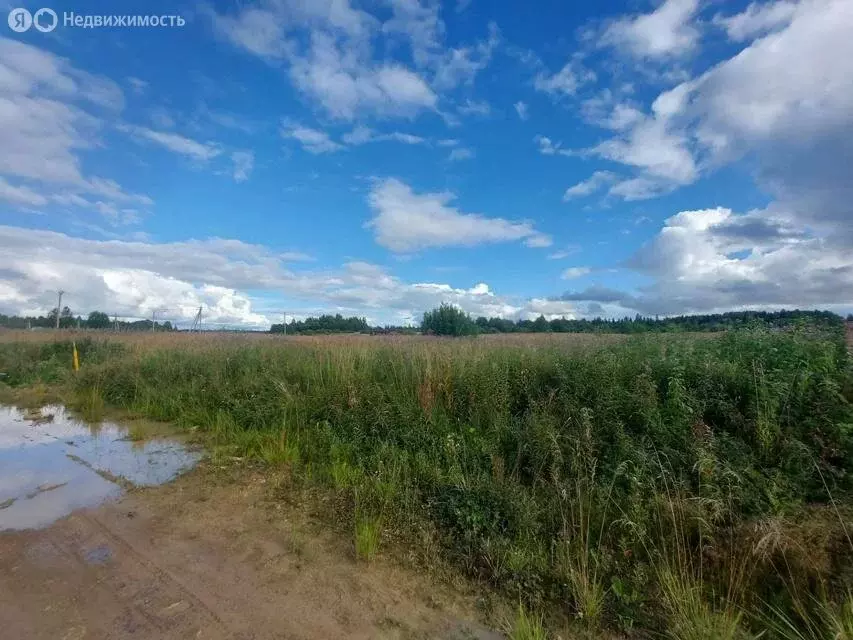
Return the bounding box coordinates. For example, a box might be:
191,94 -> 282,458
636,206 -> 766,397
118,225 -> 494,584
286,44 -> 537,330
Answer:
0,405 -> 200,531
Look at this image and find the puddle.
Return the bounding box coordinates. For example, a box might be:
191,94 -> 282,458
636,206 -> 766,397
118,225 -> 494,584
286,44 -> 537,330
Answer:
0,405 -> 201,531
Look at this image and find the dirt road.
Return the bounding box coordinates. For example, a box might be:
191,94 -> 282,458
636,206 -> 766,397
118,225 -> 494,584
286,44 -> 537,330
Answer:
0,465 -> 503,639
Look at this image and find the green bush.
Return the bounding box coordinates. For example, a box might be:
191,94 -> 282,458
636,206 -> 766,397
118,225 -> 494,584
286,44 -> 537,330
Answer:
422,303 -> 479,336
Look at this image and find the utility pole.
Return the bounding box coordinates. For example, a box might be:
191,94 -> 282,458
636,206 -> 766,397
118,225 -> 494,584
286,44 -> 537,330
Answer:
54,290 -> 64,330
113,314 -> 118,332
190,306 -> 203,332
151,309 -> 157,332
283,312 -> 287,336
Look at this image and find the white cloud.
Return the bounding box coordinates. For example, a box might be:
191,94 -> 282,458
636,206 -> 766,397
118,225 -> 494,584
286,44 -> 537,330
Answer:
126,77 -> 148,95
0,225 -> 571,327
231,151 -> 254,182
289,32 -> 438,120
602,103 -> 645,131
457,98 -> 491,117
448,147 -> 475,162
534,59 -> 592,96
563,171 -> 618,200
559,204 -> 852,315
0,38 -> 152,220
382,0 -> 444,67
281,121 -> 344,154
561,266 -> 591,279
210,1 -> 446,121
653,0 -> 853,230
341,126 -> 426,145
432,24 -> 500,90
120,125 -> 222,161
209,6 -> 292,59
437,138 -> 459,147
585,0 -> 853,225
547,247 -> 580,260
619,206 -> 853,314
601,0 -> 701,59
534,135 -> 572,157
83,178 -> 153,206
593,115 -> 696,185
714,1 -> 799,41
382,1 -> 498,90
366,178 -> 551,252
0,177 -> 47,208
514,101 -> 529,120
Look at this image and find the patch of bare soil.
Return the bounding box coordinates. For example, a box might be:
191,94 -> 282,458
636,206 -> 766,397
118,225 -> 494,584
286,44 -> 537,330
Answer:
0,464 -> 504,639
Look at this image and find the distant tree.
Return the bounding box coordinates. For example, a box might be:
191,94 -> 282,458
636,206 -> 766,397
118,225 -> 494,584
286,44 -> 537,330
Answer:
271,313 -> 370,335
86,311 -> 111,329
532,315 -> 552,332
421,304 -> 478,336
847,314 -> 853,322
46,306 -> 75,328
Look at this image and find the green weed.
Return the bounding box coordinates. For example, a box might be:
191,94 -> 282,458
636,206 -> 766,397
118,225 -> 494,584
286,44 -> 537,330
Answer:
355,513 -> 381,561
508,603 -> 547,640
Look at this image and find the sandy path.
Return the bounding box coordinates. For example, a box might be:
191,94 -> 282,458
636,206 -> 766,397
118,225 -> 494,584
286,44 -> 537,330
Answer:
0,465 -> 503,640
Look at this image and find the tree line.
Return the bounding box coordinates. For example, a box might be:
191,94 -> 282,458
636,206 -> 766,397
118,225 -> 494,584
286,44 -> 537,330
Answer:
0,309 -> 175,331
270,314 -> 372,335
2,306 -> 846,335
421,304 -> 845,336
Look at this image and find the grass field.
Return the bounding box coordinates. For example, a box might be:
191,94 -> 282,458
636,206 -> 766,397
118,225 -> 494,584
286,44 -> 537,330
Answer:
1,324 -> 852,638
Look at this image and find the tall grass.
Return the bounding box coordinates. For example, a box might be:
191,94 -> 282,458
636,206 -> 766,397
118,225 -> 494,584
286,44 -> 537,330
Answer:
1,324 -> 850,637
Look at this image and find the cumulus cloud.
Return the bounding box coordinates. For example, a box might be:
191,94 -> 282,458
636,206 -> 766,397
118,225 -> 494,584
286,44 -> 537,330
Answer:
558,207 -> 853,315
591,114 -> 696,194
514,101 -> 529,120
382,3 -> 499,91
0,37 -> 152,220
661,0 -> 851,231
288,32 -> 438,120
209,0 -> 497,121
534,59 -> 593,97
713,1 -> 799,41
587,0 -> 853,223
600,0 -> 701,59
366,178 -> 551,252
0,225 -> 572,327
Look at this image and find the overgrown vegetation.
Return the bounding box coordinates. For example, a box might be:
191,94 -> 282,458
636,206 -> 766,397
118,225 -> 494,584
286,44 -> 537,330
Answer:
0,320 -> 851,637
270,313 -> 370,335
422,303 -> 479,336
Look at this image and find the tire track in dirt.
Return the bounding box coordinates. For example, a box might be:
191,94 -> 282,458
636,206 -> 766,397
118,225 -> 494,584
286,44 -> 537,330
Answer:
78,511 -> 232,633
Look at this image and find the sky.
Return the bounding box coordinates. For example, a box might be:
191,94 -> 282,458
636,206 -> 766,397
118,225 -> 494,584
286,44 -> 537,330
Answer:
0,0 -> 851,328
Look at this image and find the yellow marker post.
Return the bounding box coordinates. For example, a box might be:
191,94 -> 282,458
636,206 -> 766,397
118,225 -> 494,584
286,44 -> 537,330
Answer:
72,341 -> 79,372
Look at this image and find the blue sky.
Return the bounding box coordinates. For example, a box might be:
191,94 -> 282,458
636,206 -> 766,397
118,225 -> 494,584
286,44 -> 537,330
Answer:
1,0 -> 851,327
